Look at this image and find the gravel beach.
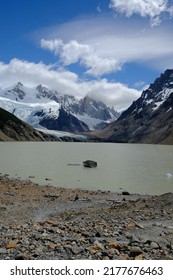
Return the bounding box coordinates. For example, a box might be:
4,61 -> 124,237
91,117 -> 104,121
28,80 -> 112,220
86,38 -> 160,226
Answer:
0,175 -> 173,260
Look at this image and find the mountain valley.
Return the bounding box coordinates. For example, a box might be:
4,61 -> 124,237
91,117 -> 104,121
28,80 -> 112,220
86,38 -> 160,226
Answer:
0,69 -> 173,144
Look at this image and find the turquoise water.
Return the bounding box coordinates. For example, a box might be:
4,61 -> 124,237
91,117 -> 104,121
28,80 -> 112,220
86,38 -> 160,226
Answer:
0,142 -> 173,195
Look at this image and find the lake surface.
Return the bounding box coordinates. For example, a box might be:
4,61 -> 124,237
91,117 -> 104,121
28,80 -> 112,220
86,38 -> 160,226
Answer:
0,142 -> 173,195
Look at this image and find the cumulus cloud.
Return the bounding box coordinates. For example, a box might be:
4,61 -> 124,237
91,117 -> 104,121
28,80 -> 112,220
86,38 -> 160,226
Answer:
84,79 -> 140,111
38,16 -> 173,72
40,38 -> 63,55
0,58 -> 140,111
41,38 -> 121,76
109,0 -> 173,26
0,58 -> 79,94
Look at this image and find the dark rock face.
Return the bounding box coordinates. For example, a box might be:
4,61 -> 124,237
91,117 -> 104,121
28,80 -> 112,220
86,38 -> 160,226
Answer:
76,96 -> 118,121
99,69 -> 173,144
37,107 -> 90,133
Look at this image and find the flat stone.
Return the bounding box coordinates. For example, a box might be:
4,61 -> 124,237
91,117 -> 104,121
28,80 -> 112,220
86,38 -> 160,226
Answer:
0,248 -> 6,254
48,243 -> 57,250
82,231 -> 90,237
135,254 -> 143,260
89,241 -> 104,254
64,244 -> 72,250
129,246 -> 143,257
71,245 -> 84,255
43,220 -> 59,226
15,255 -> 25,260
6,241 -> 18,249
150,241 -> 159,249
135,222 -> 144,229
107,242 -> 120,250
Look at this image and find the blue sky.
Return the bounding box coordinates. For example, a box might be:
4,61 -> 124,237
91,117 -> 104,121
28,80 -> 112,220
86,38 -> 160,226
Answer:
0,0 -> 173,111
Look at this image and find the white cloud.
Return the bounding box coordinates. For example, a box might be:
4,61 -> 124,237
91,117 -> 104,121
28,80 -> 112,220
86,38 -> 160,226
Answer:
40,38 -> 63,55
2,13 -> 173,112
41,38 -> 121,76
37,16 -> 173,72
109,0 -> 173,26
0,58 -> 140,111
85,79 -> 140,111
0,58 -> 79,94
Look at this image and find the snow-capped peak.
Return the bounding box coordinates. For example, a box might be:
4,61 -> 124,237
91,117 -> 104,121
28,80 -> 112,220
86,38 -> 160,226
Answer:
0,82 -> 119,132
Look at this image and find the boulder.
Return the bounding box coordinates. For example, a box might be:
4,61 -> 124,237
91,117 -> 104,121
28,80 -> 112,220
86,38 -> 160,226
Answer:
122,191 -> 130,195
83,160 -> 97,168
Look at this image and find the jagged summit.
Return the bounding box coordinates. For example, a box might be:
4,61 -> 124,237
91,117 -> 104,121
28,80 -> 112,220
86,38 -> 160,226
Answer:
118,69 -> 173,121
0,82 -> 119,133
14,81 -> 24,88
35,84 -> 49,94
96,69 -> 173,144
142,69 -> 173,101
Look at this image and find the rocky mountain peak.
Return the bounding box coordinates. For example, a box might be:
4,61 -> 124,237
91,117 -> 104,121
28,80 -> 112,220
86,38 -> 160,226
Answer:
15,81 -> 24,88
35,84 -> 58,101
36,84 -> 48,93
78,95 -> 118,121
142,69 -> 173,98
119,69 -> 173,121
96,69 -> 173,144
0,82 -> 119,132
7,82 -> 26,100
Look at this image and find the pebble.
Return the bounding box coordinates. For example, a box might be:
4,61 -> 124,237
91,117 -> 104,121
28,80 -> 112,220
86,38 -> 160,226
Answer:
150,241 -> 160,249
0,216 -> 172,260
71,246 -> 84,255
0,176 -> 173,260
129,246 -> 143,257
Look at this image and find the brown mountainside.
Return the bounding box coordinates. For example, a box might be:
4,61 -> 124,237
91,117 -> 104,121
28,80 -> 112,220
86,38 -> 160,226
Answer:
0,107 -> 57,141
93,69 -> 173,144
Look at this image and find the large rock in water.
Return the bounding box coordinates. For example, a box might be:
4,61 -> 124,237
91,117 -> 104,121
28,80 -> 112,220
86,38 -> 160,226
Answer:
83,160 -> 97,168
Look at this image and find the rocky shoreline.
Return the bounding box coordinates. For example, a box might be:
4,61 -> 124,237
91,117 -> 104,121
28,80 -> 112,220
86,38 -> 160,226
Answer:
0,175 -> 173,260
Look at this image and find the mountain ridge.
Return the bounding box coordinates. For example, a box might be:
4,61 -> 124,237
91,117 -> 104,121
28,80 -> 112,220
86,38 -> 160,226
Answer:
93,69 -> 173,144
0,82 -> 119,133
1,69 -> 173,144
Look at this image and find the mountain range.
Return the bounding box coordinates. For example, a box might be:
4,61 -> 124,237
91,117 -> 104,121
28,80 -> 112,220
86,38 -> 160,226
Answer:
95,69 -> 173,144
0,69 -> 173,144
0,83 -> 119,133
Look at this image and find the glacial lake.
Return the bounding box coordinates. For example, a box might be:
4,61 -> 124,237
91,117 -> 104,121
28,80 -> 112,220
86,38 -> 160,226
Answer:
0,142 -> 173,195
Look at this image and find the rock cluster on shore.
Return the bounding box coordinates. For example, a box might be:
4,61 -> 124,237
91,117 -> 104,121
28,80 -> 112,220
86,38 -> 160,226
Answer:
0,176 -> 173,260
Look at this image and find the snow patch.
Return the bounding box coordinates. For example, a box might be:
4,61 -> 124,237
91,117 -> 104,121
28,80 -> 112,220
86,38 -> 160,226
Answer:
152,100 -> 164,111
0,96 -> 60,128
75,113 -> 105,130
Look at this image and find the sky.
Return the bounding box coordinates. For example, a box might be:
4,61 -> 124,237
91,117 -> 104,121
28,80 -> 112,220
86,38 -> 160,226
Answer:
0,0 -> 173,111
